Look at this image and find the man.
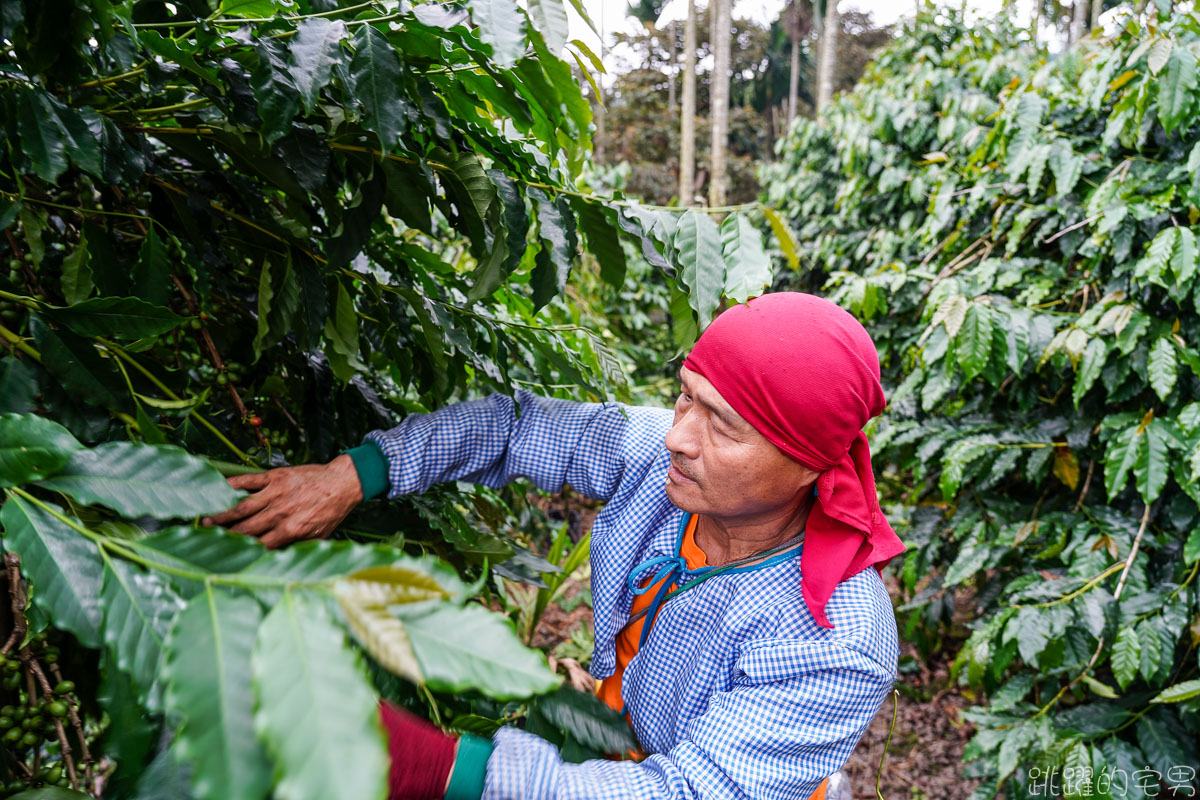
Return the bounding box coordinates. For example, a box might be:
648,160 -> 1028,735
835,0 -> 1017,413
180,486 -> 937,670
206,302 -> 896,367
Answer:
204,292 -> 906,800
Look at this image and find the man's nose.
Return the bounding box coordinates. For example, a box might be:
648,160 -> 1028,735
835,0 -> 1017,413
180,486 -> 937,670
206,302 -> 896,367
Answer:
664,409 -> 700,459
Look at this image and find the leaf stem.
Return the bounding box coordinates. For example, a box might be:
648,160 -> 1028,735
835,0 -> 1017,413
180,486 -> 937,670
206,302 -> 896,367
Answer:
0,189 -> 165,231
1018,561 -> 1126,609
133,97 -> 214,117
1030,501 -> 1153,720
0,321 -> 40,360
94,337 -> 256,466
8,489 -> 322,592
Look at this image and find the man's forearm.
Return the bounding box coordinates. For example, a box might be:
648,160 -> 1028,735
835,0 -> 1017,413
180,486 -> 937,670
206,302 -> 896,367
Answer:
357,390 -> 637,502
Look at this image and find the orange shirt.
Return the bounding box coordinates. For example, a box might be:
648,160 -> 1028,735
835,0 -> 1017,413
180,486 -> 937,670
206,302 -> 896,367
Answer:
597,516 -> 707,715
594,517 -> 829,800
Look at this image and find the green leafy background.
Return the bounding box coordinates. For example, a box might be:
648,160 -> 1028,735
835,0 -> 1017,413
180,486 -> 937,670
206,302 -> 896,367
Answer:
766,7 -> 1200,796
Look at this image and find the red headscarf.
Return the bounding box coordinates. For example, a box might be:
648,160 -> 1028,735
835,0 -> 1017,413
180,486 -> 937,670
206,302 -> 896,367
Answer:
682,292 -> 905,628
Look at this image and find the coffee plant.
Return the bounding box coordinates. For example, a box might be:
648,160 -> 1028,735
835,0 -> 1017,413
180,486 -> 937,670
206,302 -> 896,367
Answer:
0,0 -> 790,797
767,7 -> 1200,798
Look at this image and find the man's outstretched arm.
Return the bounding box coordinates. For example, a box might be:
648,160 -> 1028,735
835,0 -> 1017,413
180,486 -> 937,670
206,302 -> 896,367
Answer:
204,390 -> 669,547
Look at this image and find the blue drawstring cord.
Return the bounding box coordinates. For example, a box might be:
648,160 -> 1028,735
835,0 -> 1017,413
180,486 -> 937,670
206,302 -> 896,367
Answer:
626,555 -> 689,595
625,515 -> 715,650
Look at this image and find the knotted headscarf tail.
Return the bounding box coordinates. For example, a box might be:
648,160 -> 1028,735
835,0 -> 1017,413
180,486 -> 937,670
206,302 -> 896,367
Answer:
682,292 -> 906,628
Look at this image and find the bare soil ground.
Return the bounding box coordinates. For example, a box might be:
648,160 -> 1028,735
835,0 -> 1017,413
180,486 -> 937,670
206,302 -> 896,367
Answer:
841,641 -> 979,800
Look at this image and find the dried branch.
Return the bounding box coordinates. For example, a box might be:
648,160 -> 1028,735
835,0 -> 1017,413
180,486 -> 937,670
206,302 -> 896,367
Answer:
170,274 -> 265,446
50,662 -> 92,788
1,553 -> 27,655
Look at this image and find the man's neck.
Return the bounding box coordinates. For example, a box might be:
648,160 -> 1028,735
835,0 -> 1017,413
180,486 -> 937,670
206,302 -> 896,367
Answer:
693,495 -> 813,567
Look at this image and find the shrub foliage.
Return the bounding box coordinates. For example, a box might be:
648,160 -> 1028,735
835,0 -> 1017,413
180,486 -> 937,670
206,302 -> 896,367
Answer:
768,8 -> 1200,797
0,0 -> 786,797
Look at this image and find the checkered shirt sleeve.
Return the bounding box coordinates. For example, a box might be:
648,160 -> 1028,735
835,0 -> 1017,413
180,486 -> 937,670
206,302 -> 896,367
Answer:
482,638 -> 894,800
364,390 -> 670,500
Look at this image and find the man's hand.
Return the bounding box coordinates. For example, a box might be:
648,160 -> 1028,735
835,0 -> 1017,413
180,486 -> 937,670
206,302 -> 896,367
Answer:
201,454 -> 363,548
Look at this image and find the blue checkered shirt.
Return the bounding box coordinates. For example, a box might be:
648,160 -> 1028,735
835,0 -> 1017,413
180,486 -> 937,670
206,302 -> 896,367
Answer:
367,391 -> 899,800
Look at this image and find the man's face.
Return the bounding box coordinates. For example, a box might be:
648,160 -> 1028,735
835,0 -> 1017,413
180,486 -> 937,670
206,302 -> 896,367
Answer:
664,366 -> 819,520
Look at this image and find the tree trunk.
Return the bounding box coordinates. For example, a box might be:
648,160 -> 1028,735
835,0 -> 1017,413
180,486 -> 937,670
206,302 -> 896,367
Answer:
1069,0 -> 1086,43
667,21 -> 677,113
709,0 -> 731,207
786,2 -> 801,126
1031,0 -> 1039,47
678,0 -> 697,206
815,0 -> 838,112
1090,0 -> 1101,28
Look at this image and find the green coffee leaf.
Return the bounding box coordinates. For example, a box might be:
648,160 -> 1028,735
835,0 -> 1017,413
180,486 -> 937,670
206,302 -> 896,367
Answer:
529,686 -> 638,754
1185,527 -> 1200,563
31,317 -> 126,410
0,495 -> 102,648
1104,424 -> 1143,500
1136,710 -> 1194,784
16,88 -> 68,182
720,213 -> 772,304
100,557 -> 185,707
132,227 -> 171,306
0,413 -> 82,487
1173,227 -> 1197,287
674,210 -> 724,328
323,281 -> 364,382
1049,141 -> 1083,198
253,591 -> 388,800
761,206 -> 800,270
1080,674 -> 1119,699
0,358 -> 37,415
137,526 -> 266,575
1134,228 -> 1175,287
529,190 -> 576,311
1135,420 -> 1172,502
349,26 -> 407,151
956,303 -> 993,380
395,602 -> 560,699
1111,625 -> 1141,691
527,0 -> 568,52
1148,337 -> 1177,400
36,442 -> 243,519
44,296 -> 186,339
1073,337 -> 1108,407
1150,678 -> 1200,704
290,19 -> 347,113
1158,45 -> 1197,134
61,231 -> 93,306
466,0 -> 527,68
572,200 -> 626,288
238,541 -> 424,601
164,587 -> 271,800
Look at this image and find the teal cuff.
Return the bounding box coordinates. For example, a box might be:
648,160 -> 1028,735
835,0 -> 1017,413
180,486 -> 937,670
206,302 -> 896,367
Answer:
445,733 -> 492,800
342,442 -> 389,501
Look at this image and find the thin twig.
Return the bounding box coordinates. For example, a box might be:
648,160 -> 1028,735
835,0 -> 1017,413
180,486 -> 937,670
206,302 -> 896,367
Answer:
1032,502 -> 1153,719
1073,459 -> 1095,513
22,656 -> 78,789
49,662 -> 91,787
169,276 -> 263,444
1043,213 -> 1102,244
1,553 -> 27,655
